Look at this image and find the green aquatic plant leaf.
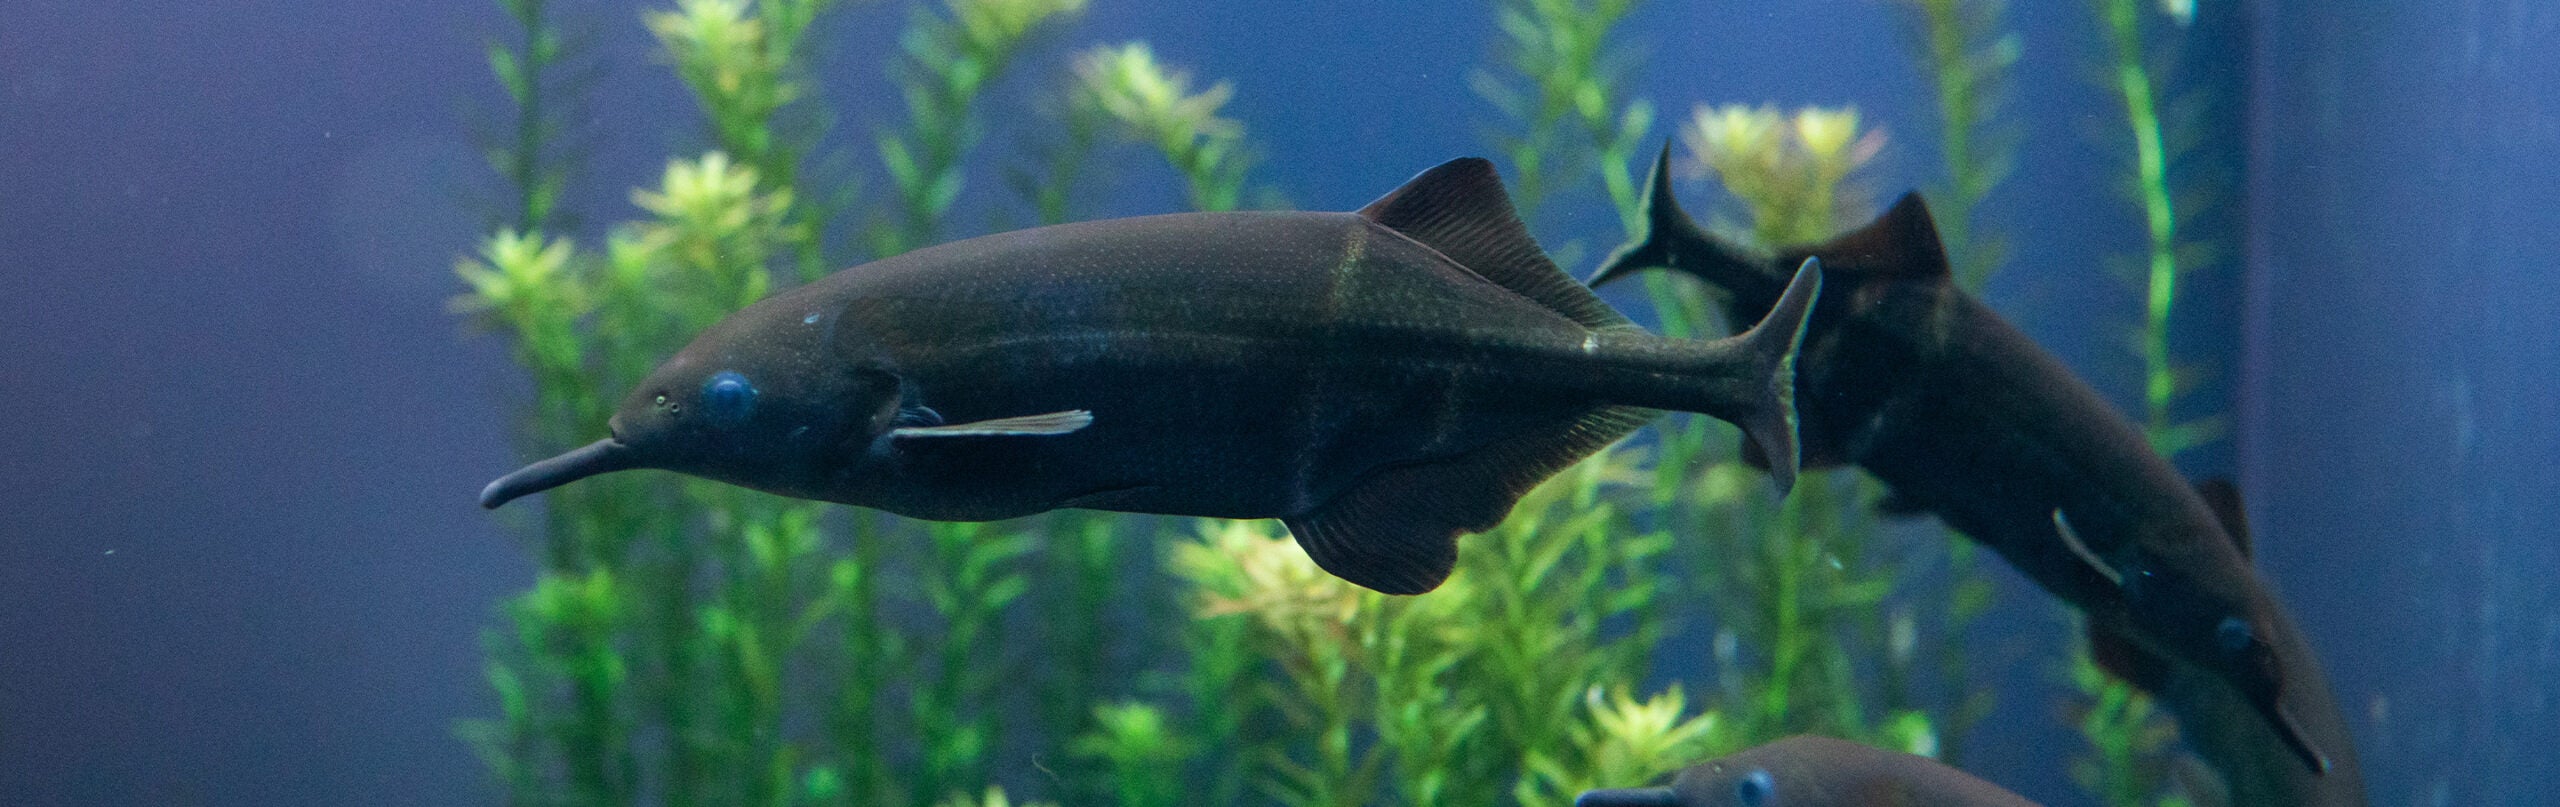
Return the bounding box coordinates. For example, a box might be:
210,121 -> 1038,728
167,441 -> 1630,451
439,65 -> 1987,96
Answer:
1681,103 -> 1885,247
1070,42 -> 1257,212
1071,702 -> 1199,807
1893,0 -> 2021,290
1472,0 -> 1650,229
872,0 -> 1087,255
477,0 -> 593,233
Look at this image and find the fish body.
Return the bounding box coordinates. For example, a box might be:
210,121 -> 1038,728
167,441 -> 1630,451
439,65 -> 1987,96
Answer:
2089,483 -> 2369,807
1574,735 -> 2042,807
1590,148 -> 2358,791
483,157 -> 1820,595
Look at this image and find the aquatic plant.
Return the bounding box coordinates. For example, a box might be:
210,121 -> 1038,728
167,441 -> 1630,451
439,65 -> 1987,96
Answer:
2069,645 -> 2196,807
1681,104 -> 1886,247
1472,0 -> 1655,231
872,0 -> 1088,255
646,0 -> 842,276
1071,42 -> 1257,212
459,146 -> 823,807
1892,0 -> 2020,289
933,785 -> 1057,807
648,0 -> 830,197
478,0 -> 589,233
908,522 -> 1039,804
1070,702 -> 1196,807
2097,0 -> 2224,458
1521,684 -> 1731,802
2061,1 -> 2237,804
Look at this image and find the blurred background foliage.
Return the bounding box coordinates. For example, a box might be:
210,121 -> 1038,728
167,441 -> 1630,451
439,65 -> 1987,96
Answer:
456,0 -> 2234,804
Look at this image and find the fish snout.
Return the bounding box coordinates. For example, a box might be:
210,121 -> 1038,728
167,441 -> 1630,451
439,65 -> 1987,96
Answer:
479,437 -> 641,509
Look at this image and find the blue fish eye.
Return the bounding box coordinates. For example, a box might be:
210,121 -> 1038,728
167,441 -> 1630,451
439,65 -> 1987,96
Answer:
702,371 -> 757,425
1735,768 -> 1775,807
2216,616 -> 2255,655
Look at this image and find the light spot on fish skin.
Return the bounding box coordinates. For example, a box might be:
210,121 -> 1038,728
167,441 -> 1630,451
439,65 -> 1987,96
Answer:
2216,615 -> 2254,654
1581,333 -> 1598,354
804,312 -> 822,325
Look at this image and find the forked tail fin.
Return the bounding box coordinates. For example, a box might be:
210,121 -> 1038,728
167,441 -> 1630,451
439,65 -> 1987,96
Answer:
1724,257 -> 1821,494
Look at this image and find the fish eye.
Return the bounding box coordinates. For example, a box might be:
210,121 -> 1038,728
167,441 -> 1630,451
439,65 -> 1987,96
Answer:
1735,768 -> 1775,807
2216,616 -> 2256,655
701,371 -> 757,425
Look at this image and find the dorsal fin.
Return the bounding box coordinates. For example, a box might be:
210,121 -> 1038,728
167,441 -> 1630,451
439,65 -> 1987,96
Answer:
1358,158 -> 1633,329
2194,478 -> 2253,558
1285,405 -> 1656,594
1790,192 -> 1950,280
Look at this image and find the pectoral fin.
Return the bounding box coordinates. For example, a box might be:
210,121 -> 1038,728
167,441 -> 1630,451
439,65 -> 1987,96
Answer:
2053,508 -> 2127,586
891,409 -> 1093,438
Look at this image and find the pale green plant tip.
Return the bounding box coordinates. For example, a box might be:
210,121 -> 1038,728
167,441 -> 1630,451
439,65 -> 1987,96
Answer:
1682,102 -> 1884,246
1071,41 -> 1255,211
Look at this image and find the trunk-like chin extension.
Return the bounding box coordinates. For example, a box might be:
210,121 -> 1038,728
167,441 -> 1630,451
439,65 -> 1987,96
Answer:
2268,698 -> 2333,775
480,438 -> 639,509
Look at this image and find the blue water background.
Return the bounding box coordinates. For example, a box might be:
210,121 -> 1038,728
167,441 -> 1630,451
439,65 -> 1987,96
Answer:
0,1 -> 2550,804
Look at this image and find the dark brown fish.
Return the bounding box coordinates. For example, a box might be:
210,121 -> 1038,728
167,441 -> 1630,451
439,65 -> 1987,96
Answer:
481,157 -> 1820,595
2085,481 -> 2369,807
1589,146 -> 2356,787
1574,735 -> 2043,807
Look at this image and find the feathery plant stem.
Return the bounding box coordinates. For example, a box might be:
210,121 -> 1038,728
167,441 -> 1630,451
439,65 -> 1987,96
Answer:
1072,43 -> 1257,212
483,0 -> 582,233
1892,0 -> 2021,759
1473,0 -> 1651,228
1011,101 -> 1106,225
911,521 -> 1036,805
2068,640 -> 2190,807
873,0 -> 1088,256
1026,513 -> 1124,804
1897,0 -> 2019,290
647,0 -> 842,278
822,517 -> 900,807
2101,0 -> 2182,440
2072,1 -> 2223,804
1071,702 -> 1195,807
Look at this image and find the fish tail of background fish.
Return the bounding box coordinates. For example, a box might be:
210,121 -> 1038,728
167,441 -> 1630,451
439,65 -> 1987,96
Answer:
1586,143 -> 1793,303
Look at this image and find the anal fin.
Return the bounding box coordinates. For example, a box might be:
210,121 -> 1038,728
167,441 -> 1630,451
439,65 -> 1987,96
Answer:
1285,406 -> 1656,594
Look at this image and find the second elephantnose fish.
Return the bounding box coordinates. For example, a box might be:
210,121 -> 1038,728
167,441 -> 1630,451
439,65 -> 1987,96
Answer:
481,157 -> 1819,595
1589,146 -> 2352,788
